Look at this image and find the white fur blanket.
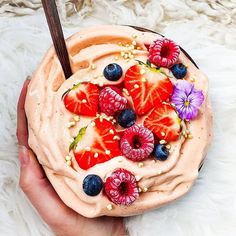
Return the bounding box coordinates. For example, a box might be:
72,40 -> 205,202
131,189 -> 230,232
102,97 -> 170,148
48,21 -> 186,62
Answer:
1,1 -> 236,235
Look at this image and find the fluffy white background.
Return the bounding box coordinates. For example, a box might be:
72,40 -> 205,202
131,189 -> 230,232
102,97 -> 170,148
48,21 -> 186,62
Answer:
0,1 -> 236,235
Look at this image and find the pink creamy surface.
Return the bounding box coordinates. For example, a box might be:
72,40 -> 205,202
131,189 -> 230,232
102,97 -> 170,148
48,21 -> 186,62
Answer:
25,25 -> 213,218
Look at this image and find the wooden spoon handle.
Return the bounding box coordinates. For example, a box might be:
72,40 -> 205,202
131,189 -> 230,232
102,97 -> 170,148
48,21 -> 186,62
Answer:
41,0 -> 72,79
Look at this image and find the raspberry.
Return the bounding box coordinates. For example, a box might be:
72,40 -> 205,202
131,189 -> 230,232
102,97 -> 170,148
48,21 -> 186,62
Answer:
148,38 -> 180,68
120,124 -> 154,161
99,87 -> 127,116
104,169 -> 139,205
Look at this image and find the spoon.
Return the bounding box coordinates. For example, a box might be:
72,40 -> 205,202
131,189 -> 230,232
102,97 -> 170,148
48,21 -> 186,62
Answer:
41,0 -> 72,79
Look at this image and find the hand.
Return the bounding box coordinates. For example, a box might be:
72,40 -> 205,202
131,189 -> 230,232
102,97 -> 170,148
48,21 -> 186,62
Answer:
16,80 -> 125,236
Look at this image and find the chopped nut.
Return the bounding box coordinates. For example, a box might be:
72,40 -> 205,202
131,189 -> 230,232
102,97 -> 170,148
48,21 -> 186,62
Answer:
107,204 -> 113,210
122,88 -> 130,96
142,187 -> 148,192
67,121 -> 76,128
109,129 -> 114,134
105,150 -> 111,155
132,40 -> 137,46
188,134 -> 193,139
113,135 -> 120,140
140,69 -> 146,75
161,131 -> 165,136
128,45 -> 135,50
166,144 -> 171,150
66,160 -> 72,166
74,115 -> 80,122
159,140 -> 166,145
132,34 -> 137,39
138,162 -> 144,168
91,64 -> 97,70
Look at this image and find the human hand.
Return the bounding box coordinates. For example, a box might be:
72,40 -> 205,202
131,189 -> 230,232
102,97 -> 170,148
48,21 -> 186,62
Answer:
16,79 -> 125,236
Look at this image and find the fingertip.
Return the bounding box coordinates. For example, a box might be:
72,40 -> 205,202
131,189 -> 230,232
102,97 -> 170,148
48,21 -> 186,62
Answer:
17,78 -> 31,147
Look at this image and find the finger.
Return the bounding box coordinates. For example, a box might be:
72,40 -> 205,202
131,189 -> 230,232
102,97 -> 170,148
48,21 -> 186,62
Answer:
18,146 -> 77,226
17,79 -> 30,148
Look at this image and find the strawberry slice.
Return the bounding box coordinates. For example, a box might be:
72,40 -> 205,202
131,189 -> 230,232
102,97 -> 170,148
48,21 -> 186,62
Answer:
63,82 -> 99,116
124,64 -> 173,115
144,103 -> 181,142
70,117 -> 121,170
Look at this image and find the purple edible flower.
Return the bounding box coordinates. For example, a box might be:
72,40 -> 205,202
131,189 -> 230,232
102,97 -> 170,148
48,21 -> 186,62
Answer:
171,80 -> 204,120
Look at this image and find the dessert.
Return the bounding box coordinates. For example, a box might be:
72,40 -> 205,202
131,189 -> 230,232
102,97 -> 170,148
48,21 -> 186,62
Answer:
25,25 -> 213,218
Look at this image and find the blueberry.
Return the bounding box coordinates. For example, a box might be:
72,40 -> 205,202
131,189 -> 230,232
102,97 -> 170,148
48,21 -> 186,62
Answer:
103,63 -> 123,81
117,108 -> 136,128
170,63 -> 187,79
153,144 -> 169,161
83,174 -> 103,196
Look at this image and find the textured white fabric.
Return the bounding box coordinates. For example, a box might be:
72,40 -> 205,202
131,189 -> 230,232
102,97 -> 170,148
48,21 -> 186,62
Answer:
0,1 -> 236,235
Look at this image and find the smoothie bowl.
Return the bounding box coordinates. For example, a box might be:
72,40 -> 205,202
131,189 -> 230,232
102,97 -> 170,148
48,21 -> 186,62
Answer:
25,25 -> 213,218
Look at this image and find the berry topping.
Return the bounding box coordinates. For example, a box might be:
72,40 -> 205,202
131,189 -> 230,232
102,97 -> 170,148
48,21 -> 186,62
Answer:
144,103 -> 181,142
124,64 -> 173,115
63,82 -> 99,117
99,87 -> 127,116
170,63 -> 187,79
104,169 -> 139,205
83,174 -> 103,196
70,118 -> 121,170
120,124 -> 154,161
117,108 -> 136,128
148,38 -> 180,68
103,63 -> 123,81
153,144 -> 169,161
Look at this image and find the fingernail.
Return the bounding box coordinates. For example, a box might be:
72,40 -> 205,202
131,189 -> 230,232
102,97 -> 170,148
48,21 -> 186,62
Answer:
18,145 -> 30,166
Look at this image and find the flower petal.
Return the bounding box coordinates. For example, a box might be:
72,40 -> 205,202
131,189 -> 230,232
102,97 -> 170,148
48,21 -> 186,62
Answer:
189,90 -> 204,108
176,105 -> 188,120
171,87 -> 188,103
175,80 -> 194,96
185,105 -> 199,120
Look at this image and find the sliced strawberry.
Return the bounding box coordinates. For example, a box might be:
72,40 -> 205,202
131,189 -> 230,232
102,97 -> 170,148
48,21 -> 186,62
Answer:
144,103 -> 181,142
124,64 -> 173,115
70,118 -> 121,170
63,82 -> 99,116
